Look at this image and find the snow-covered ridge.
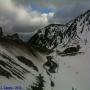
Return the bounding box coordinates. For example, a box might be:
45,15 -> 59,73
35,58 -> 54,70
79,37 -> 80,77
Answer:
29,10 -> 90,52
29,24 -> 67,50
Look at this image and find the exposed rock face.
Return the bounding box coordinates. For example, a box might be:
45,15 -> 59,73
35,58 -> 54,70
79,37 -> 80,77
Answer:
43,56 -> 58,73
0,27 -> 22,43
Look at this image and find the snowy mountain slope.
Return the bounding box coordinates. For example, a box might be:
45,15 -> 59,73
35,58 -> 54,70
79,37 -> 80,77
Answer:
0,32 -> 59,90
0,10 -> 90,90
54,47 -> 90,90
0,41 -> 40,87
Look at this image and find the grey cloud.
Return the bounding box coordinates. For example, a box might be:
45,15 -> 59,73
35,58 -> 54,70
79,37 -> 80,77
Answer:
0,0 -> 51,40
12,0 -> 31,6
12,0 -> 90,9
50,3 -> 90,24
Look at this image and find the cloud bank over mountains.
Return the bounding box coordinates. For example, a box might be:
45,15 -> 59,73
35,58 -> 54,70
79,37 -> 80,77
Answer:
0,0 -> 90,40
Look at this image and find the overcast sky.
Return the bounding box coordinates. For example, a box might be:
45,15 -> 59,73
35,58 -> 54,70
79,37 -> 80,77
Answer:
0,0 -> 90,41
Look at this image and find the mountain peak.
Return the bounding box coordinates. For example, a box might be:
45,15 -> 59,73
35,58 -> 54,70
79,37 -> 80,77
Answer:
29,23 -> 67,50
